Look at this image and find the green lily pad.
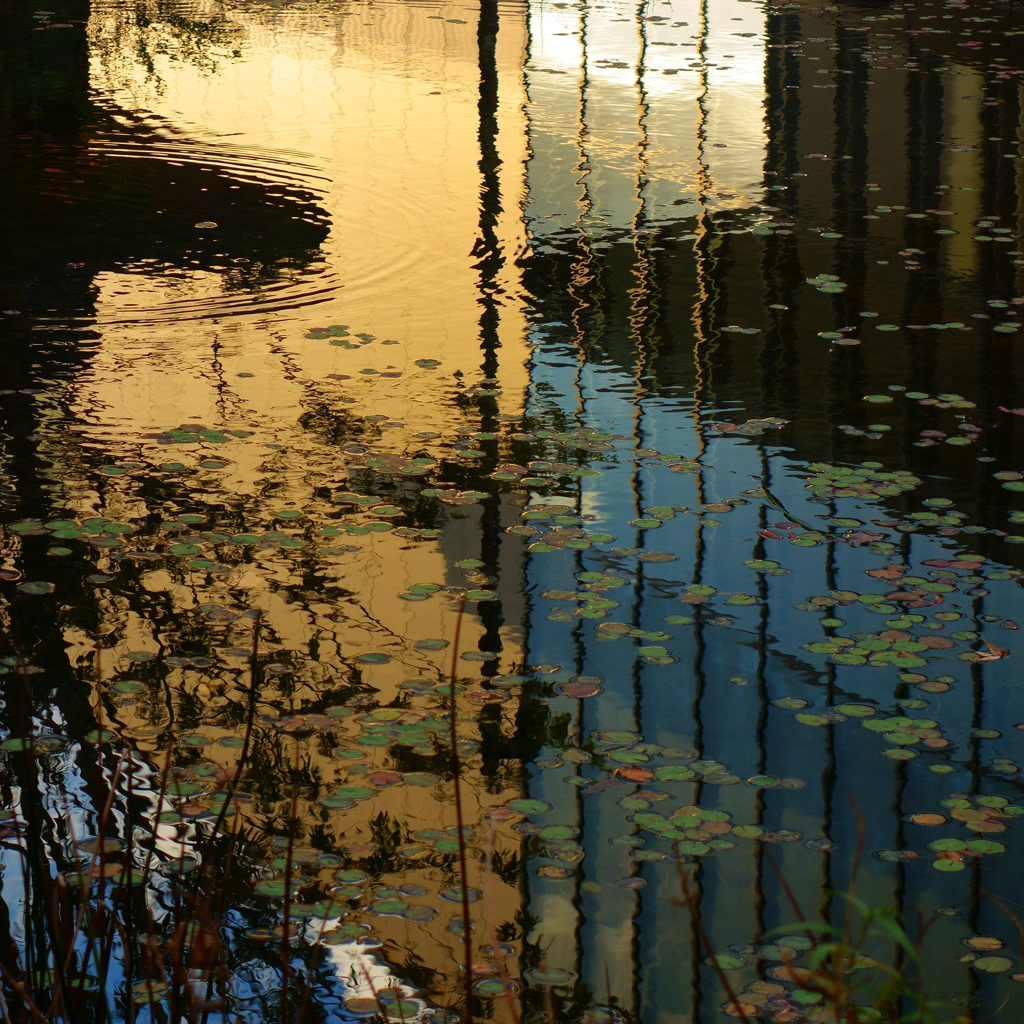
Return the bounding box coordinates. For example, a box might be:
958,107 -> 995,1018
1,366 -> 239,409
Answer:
967,840 -> 1005,854
706,953 -> 746,970
832,653 -> 867,666
18,581 -> 54,595
796,714 -> 830,727
539,825 -> 578,841
332,786 -> 374,801
836,704 -> 875,718
404,772 -> 441,787
507,799 -> 552,815
974,956 -> 1014,973
371,900 -> 408,916
319,794 -> 355,810
675,840 -> 711,856
255,880 -> 290,898
732,825 -> 764,839
928,838 -> 966,852
414,639 -> 449,650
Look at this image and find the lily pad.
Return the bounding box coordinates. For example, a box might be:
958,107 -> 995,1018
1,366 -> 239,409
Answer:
507,799 -> 552,815
974,956 -> 1014,973
17,581 -> 54,595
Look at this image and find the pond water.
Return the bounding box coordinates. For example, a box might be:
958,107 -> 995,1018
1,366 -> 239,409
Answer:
5,0 -> 1024,1021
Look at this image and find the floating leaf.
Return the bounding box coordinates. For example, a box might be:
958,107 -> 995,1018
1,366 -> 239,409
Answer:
796,714 -> 829,727
18,582 -> 54,595
507,799 -> 552,815
332,786 -> 374,801
974,956 -> 1014,973
255,880 -> 290,898
440,887 -> 481,903
774,697 -> 811,710
523,967 -> 578,987
675,840 -> 711,856
414,639 -> 449,650
319,795 -> 355,810
836,704 -> 875,718
908,813 -> 946,827
706,954 -> 746,970
732,825 -> 764,839
558,679 -> 602,698
404,772 -> 441,787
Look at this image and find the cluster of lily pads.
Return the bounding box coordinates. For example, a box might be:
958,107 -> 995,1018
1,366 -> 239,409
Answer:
3,363 -> 1024,1024
304,324 -> 377,348
803,462 -> 921,501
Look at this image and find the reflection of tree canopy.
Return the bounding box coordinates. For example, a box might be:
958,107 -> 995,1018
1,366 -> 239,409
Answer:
88,0 -> 244,96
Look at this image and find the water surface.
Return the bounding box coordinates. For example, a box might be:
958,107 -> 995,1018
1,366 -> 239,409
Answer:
5,0 -> 1024,1021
